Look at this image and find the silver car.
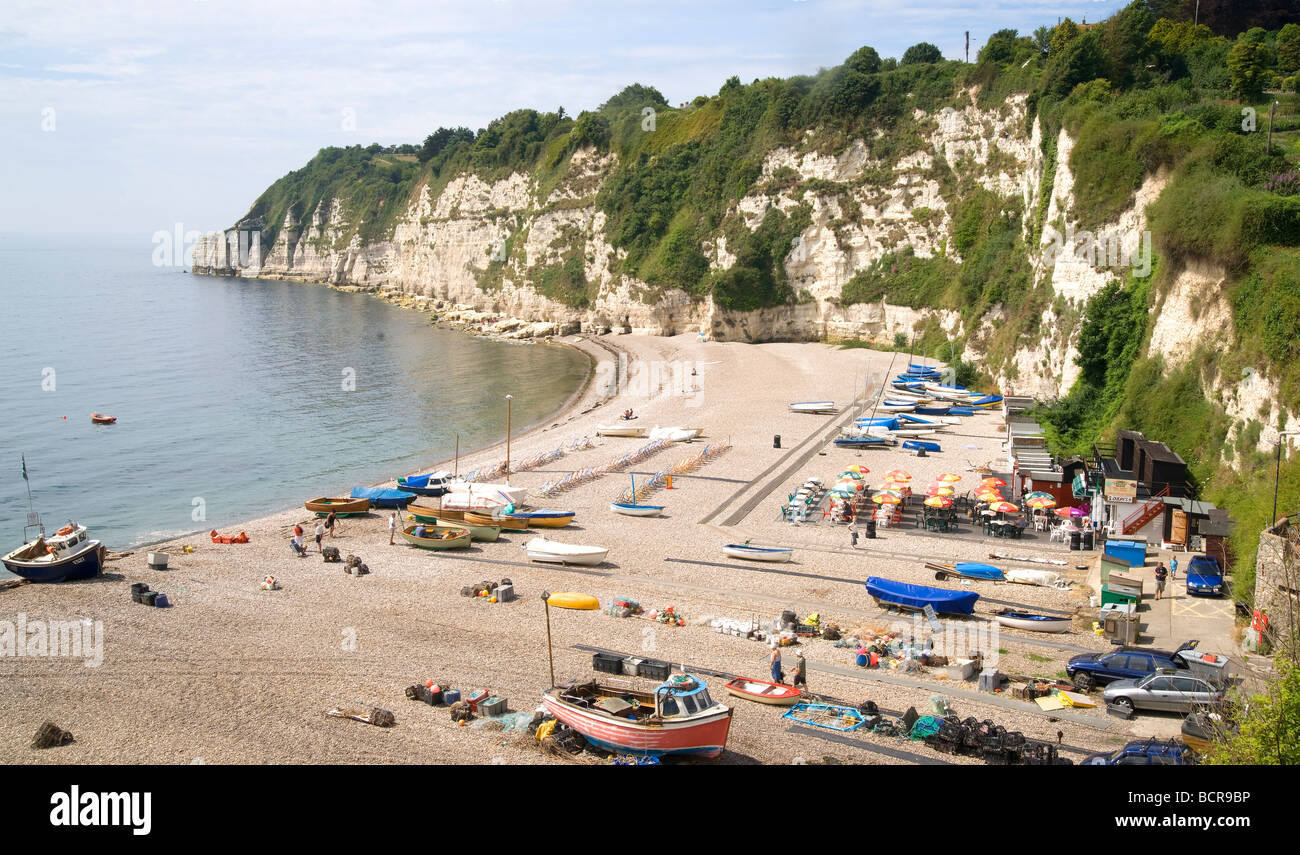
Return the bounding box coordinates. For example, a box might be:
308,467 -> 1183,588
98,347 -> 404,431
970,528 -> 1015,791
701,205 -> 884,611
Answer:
1103,671 -> 1226,714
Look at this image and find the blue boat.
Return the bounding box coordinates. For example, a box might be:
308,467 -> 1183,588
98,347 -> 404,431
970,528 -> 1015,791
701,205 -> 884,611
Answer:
948,407 -> 975,416
969,394 -> 1003,406
349,486 -> 417,508
930,562 -> 1005,582
913,405 -> 951,416
902,440 -> 941,453
864,576 -> 980,615
2,523 -> 105,584
395,471 -> 453,497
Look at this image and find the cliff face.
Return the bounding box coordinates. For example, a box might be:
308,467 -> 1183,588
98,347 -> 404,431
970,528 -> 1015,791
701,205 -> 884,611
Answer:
191,88 -> 1287,456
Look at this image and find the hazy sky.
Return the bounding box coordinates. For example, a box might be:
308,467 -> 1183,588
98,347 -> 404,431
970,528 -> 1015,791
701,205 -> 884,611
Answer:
2,0 -> 1129,235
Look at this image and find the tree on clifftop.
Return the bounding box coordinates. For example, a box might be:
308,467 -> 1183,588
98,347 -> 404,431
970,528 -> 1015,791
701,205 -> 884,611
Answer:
901,42 -> 943,65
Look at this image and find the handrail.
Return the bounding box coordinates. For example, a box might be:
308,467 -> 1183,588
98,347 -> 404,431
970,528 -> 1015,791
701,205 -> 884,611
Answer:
1122,484 -> 1170,532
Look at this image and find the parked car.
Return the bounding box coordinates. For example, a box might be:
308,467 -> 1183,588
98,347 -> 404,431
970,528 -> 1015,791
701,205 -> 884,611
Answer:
1102,671 -> 1226,714
1067,641 -> 1199,690
1080,738 -> 1198,765
1184,555 -> 1225,598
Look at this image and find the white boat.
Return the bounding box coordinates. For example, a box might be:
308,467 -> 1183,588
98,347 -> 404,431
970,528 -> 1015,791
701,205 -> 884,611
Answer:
610,501 -> 665,517
1005,568 -> 1064,587
649,426 -> 696,442
877,402 -> 916,412
523,536 -> 609,566
596,424 -> 648,438
789,401 -> 836,414
722,543 -> 793,563
443,481 -> 528,507
994,612 -> 1072,634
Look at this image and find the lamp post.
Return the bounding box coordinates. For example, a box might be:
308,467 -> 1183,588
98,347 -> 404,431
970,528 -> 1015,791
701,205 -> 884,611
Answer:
1273,431 -> 1300,525
505,394 -> 513,483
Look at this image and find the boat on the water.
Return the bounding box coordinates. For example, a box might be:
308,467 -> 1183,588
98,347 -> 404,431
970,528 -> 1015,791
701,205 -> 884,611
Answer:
305,497 -> 371,516
90,413 -> 117,424
610,501 -> 664,517
523,536 -> 608,566
542,673 -> 732,758
724,677 -> 802,706
349,486 -> 416,508
789,401 -> 836,414
2,522 -> 105,583
723,543 -> 793,563
994,610 -> 1071,633
864,576 -> 980,615
400,524 -> 472,550
396,470 -> 454,497
407,509 -> 500,542
595,425 -> 648,438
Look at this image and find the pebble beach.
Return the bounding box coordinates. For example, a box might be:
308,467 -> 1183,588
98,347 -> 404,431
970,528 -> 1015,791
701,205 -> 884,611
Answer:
1,331 -> 1148,765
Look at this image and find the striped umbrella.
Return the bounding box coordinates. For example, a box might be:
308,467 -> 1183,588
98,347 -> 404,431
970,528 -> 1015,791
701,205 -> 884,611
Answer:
979,477 -> 1007,488
1026,496 -> 1057,509
925,484 -> 955,496
990,501 -> 1020,514
975,489 -> 1003,501
839,470 -> 866,480
938,473 -> 962,483
873,493 -> 902,504
844,465 -> 869,474
885,470 -> 913,483
924,496 -> 953,508
1025,490 -> 1053,500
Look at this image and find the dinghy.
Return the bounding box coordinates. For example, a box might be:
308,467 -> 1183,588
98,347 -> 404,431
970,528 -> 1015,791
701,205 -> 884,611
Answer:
610,501 -> 664,517
400,524 -> 472,550
523,536 -> 608,566
722,543 -> 793,563
349,486 -> 417,508
864,577 -> 980,615
407,509 -> 500,542
724,677 -> 802,706
913,405 -> 952,416
304,497 -> 371,516
90,413 -> 117,424
903,440 -> 941,453
443,481 -> 527,506
507,510 -> 574,528
596,424 -> 648,438
928,561 -> 1005,582
994,611 -> 1071,633
834,437 -> 894,449
396,470 -> 454,497
649,426 -> 696,442
789,401 -> 837,414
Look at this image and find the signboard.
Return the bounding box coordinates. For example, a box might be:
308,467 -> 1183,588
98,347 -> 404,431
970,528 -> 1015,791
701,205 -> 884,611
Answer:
1072,472 -> 1087,499
1105,478 -> 1137,504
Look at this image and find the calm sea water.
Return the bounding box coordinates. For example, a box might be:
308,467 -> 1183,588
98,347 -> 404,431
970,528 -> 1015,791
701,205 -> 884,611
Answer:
0,233 -> 589,552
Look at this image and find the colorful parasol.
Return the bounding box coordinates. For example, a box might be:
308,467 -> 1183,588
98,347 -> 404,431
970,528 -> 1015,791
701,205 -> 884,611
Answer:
924,496 -> 954,508
873,493 -> 902,504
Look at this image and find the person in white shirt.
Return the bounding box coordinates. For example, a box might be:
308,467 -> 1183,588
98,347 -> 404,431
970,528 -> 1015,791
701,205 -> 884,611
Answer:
388,512 -> 398,545
314,522 -> 325,553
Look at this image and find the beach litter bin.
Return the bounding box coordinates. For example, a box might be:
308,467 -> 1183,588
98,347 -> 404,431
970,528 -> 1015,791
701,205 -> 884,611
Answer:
1082,530 -> 1095,550
1069,531 -> 1081,551
773,434 -> 781,449
865,519 -> 876,539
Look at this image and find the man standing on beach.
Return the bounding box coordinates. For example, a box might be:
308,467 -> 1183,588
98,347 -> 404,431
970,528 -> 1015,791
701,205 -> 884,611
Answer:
769,641 -> 784,685
326,511 -> 338,538
791,650 -> 807,692
388,512 -> 398,545
314,521 -> 325,554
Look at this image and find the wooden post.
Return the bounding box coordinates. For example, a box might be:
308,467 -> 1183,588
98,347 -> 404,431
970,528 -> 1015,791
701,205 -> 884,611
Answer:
1267,100 -> 1277,155
505,395 -> 513,483
542,593 -> 555,688
453,434 -> 459,477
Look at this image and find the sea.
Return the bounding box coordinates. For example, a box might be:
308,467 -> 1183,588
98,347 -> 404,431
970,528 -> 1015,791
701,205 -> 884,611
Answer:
0,233 -> 590,555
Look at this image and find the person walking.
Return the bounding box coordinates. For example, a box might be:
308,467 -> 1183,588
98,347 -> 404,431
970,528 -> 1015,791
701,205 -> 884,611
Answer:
314,521 -> 325,554
769,641 -> 784,685
1169,555 -> 1178,582
388,512 -> 398,545
849,520 -> 859,548
1154,562 -> 1168,600
325,511 -> 338,538
790,650 -> 807,692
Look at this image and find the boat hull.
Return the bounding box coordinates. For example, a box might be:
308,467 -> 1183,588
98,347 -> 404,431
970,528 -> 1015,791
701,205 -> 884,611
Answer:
595,425 -> 648,438
541,693 -> 732,758
724,678 -> 802,706
516,512 -> 574,528
864,576 -> 979,615
400,526 -> 472,550
723,544 -> 793,563
349,487 -> 416,508
994,613 -> 1071,633
610,502 -> 664,517
305,497 -> 371,516
2,541 -> 105,584
790,402 -> 836,414
524,537 -> 608,566
407,511 -> 500,542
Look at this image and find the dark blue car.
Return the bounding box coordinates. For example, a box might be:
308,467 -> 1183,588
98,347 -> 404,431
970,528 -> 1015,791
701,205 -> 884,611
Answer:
1081,738 -> 1197,765
1184,555 -> 1225,598
1067,641 -> 1198,690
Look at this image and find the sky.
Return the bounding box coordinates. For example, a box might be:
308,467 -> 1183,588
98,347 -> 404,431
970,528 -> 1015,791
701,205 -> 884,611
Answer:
0,0 -> 1132,235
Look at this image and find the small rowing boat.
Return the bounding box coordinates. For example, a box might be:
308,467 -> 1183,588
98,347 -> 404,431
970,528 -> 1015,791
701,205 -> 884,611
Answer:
994,611 -> 1071,633
523,536 -> 608,566
305,497 -> 371,516
722,543 -> 793,563
903,439 -> 941,453
927,561 -> 1005,582
724,677 -> 802,706
90,413 -> 117,424
833,437 -> 894,449
407,509 -> 500,542
400,524 -> 472,551
789,401 -> 836,414
349,486 -> 417,508
507,510 -> 574,528
610,501 -> 664,517
596,425 -> 648,438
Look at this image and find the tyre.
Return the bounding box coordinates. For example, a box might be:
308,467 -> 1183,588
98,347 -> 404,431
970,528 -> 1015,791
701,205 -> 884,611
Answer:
1073,672 -> 1094,691
1112,697 -> 1134,712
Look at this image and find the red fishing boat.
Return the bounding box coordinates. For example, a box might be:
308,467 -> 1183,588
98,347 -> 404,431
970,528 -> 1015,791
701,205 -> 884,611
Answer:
90,413 -> 117,424
542,673 -> 732,758
723,677 -> 803,706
